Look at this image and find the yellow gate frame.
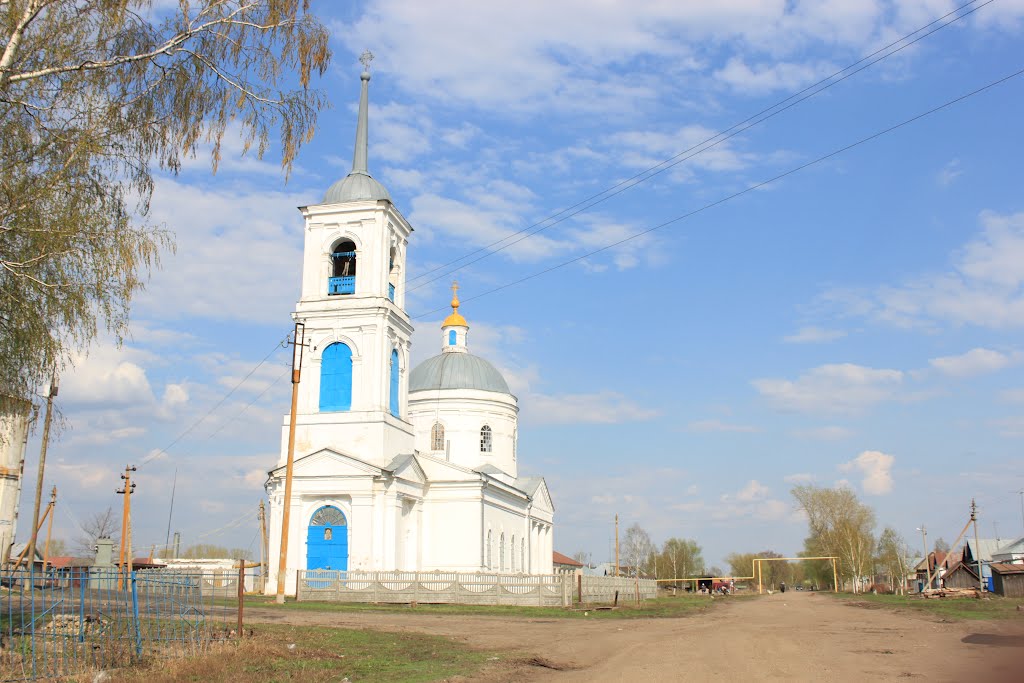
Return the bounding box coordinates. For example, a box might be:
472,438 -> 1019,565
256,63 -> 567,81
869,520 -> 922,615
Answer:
753,556 -> 838,594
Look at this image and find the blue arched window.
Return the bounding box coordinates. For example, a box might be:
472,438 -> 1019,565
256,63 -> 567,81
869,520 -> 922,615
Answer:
448,330 -> 457,346
389,349 -> 400,417
319,343 -> 352,411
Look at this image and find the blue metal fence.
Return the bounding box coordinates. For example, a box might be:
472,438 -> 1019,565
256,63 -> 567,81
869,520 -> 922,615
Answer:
0,568 -> 240,681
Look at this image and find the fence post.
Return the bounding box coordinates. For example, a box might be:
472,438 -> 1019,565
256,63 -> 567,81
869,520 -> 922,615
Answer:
130,571 -> 143,659
237,561 -> 244,638
78,570 -> 87,643
577,573 -> 582,605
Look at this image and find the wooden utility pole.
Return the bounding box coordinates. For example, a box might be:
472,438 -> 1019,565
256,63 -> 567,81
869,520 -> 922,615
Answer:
42,486 -> 56,569
917,525 -> 932,590
614,514 -> 619,577
971,498 -> 983,592
258,500 -> 267,587
276,322 -> 306,603
27,376 -> 57,570
117,465 -> 136,589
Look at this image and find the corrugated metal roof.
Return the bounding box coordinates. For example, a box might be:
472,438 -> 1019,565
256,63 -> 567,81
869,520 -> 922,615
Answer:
966,538 -> 1004,562
409,352 -> 510,394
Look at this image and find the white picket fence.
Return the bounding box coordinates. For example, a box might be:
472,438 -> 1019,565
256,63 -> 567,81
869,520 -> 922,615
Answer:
295,570 -> 656,607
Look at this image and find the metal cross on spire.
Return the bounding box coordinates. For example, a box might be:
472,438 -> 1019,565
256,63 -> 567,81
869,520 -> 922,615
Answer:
359,50 -> 374,71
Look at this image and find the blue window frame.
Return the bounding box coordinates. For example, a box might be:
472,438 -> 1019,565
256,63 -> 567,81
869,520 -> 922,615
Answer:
319,343 -> 352,411
389,349 -> 400,417
388,283 -> 395,302
448,330 -> 457,346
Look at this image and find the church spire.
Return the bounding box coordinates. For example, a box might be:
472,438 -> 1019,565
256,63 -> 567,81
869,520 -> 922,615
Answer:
351,50 -> 373,175
320,51 -> 392,204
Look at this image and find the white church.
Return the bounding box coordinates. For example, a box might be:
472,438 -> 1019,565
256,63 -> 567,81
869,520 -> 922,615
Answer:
264,62 -> 554,595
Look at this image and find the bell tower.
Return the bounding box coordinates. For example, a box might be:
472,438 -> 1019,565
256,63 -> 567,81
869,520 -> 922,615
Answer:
281,52 -> 415,468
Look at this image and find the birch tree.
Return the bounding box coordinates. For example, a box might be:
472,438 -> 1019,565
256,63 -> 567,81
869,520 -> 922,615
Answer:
660,537 -> 703,585
621,523 -> 653,577
792,485 -> 876,593
0,0 -> 330,406
876,527 -> 911,595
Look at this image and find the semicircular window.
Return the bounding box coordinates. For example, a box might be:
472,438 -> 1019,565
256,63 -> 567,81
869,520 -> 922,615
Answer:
310,506 -> 347,526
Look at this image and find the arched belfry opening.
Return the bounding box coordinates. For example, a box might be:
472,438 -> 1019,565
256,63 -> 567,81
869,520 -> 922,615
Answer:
329,239 -> 357,295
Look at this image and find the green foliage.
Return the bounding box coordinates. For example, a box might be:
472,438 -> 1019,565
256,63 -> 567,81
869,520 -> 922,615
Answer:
876,527 -> 912,594
0,0 -> 331,405
657,538 -> 703,582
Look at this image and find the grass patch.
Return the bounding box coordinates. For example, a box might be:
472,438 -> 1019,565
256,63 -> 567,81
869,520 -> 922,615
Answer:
839,592 -> 1024,621
110,623 -> 492,682
243,593 -> 739,620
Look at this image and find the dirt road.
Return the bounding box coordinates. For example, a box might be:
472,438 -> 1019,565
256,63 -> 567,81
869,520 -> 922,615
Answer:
247,592 -> 1024,681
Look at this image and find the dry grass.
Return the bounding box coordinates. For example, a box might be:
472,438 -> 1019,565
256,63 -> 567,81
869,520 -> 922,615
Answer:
108,623 -> 492,682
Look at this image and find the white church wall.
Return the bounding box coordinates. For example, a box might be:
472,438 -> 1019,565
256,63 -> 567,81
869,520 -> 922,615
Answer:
419,488 -> 485,571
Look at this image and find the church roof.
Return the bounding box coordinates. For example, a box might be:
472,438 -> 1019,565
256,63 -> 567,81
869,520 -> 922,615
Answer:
322,55 -> 391,205
409,352 -> 510,394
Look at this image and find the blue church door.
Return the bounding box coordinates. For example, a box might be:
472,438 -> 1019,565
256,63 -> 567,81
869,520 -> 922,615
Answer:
306,506 -> 348,571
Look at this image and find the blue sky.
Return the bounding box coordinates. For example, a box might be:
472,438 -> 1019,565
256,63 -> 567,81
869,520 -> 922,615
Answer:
22,0 -> 1024,569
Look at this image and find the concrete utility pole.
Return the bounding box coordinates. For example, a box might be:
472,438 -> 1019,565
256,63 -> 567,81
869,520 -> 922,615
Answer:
917,526 -> 931,590
27,376 -> 57,570
276,322 -> 306,603
971,498 -> 984,592
614,514 -> 619,577
116,465 -> 136,590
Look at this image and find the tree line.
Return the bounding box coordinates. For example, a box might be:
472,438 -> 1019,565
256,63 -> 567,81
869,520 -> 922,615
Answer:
576,484 -> 916,593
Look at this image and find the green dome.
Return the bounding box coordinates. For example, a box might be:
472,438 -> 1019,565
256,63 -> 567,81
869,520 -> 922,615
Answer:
409,353 -> 510,394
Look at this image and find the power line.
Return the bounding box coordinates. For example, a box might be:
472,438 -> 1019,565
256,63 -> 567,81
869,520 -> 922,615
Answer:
404,0 -> 993,293
138,333 -> 290,467
413,64 -> 1024,320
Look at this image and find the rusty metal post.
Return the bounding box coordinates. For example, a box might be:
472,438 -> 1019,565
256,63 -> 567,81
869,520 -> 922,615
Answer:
577,573 -> 582,604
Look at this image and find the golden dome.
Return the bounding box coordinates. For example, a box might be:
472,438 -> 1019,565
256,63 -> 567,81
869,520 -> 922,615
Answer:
442,281 -> 468,327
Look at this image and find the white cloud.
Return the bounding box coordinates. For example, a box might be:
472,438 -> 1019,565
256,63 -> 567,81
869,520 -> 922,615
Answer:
137,177 -> 307,324
335,0 -> 1024,115
791,425 -> 854,441
714,57 -> 836,94
735,479 -> 769,502
937,158 -> 962,187
687,419 -> 759,433
989,416 -> 1024,437
929,348 -> 1021,377
783,326 -> 847,344
783,472 -> 815,484
522,391 -> 659,425
822,211 -> 1024,329
753,363 -> 903,414
61,348 -> 157,409
838,450 -> 895,495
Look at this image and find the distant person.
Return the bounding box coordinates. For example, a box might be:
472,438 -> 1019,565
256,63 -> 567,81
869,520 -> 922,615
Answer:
780,581 -> 786,593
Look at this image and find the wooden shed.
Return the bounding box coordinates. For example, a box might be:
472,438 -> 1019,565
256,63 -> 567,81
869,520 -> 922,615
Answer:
991,563 -> 1024,598
942,561 -> 980,589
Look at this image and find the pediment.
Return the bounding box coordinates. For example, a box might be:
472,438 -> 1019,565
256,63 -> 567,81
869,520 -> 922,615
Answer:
388,454 -> 427,485
532,479 -> 554,513
272,448 -> 384,479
